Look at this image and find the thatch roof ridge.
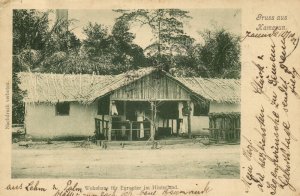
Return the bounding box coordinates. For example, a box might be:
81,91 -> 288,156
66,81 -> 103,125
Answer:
18,67 -> 156,103
18,67 -> 240,104
173,76 -> 240,103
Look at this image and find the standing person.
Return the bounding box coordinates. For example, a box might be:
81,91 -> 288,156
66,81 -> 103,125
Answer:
178,102 -> 186,134
136,108 -> 145,138
111,101 -> 118,115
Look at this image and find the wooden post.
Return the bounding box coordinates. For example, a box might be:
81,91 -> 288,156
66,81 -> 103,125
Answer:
105,121 -> 108,140
187,101 -> 192,139
220,117 -> 223,141
102,114 -> 105,138
95,118 -> 98,139
233,118 -> 236,141
154,102 -> 157,139
123,101 -> 126,119
176,119 -> 179,137
24,103 -> 27,135
224,117 -> 227,141
209,116 -> 212,139
150,102 -> 155,141
129,121 -> 133,141
171,119 -> 173,135
214,118 -> 217,142
166,119 -> 170,135
121,101 -> 127,138
108,98 -> 112,141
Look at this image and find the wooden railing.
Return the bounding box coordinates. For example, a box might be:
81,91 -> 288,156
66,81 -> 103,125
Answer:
95,119 -> 152,141
111,121 -> 151,141
95,118 -> 109,140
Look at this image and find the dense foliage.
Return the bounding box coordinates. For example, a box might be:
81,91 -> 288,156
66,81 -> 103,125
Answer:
12,9 -> 241,123
115,9 -> 194,71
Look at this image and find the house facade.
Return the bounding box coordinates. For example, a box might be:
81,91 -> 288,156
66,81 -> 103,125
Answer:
19,68 -> 240,142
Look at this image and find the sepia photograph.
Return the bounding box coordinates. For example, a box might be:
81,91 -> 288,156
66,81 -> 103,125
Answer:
11,9 -> 241,179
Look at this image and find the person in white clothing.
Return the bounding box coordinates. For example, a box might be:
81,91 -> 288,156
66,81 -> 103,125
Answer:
111,101 -> 118,115
178,102 -> 186,134
136,109 -> 145,138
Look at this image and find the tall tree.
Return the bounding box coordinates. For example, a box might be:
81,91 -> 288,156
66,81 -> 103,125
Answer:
81,21 -> 146,71
13,10 -> 49,56
82,22 -> 114,59
12,9 -> 81,123
195,28 -> 241,78
12,9 -> 50,124
111,19 -> 146,69
115,9 -> 194,70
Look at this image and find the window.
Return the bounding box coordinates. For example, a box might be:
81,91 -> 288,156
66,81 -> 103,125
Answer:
98,96 -> 109,115
56,102 -> 70,116
193,102 -> 209,116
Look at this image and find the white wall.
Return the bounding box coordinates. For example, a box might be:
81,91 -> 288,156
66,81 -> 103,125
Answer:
25,102 -> 98,138
190,101 -> 209,134
24,101 -> 240,139
191,116 -> 209,134
209,102 -> 240,113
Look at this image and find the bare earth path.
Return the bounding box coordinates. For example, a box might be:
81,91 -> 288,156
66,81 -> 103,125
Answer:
12,142 -> 239,179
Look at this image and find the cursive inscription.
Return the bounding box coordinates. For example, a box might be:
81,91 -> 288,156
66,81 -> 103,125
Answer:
242,24 -> 299,195
5,181 -> 47,192
54,180 -> 82,196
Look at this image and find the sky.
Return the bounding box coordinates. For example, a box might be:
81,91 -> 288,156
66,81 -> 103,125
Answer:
51,9 -> 241,48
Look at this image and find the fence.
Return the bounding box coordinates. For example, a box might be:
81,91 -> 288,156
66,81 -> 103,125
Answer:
208,114 -> 241,143
111,121 -> 151,141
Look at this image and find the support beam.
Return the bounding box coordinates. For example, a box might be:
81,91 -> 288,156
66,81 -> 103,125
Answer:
171,119 -> 173,135
210,118 -> 212,139
108,98 -> 112,141
129,122 -> 133,141
187,101 -> 192,139
154,102 -> 157,139
24,103 -> 27,135
102,114 -> 105,138
150,102 -> 155,141
121,101 -> 126,137
123,101 -> 127,119
176,120 -> 179,137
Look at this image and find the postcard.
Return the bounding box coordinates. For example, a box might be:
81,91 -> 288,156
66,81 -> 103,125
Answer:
0,0 -> 299,195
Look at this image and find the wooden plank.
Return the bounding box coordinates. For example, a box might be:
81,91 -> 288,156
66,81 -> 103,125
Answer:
110,73 -> 192,100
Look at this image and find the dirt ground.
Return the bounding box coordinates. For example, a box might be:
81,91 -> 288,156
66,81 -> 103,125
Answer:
11,141 -> 240,179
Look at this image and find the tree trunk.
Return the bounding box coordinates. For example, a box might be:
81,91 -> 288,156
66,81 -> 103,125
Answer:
158,16 -> 161,56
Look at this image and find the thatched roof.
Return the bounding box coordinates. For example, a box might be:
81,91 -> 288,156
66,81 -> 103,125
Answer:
18,67 -> 156,103
18,67 -> 240,104
174,77 -> 240,103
